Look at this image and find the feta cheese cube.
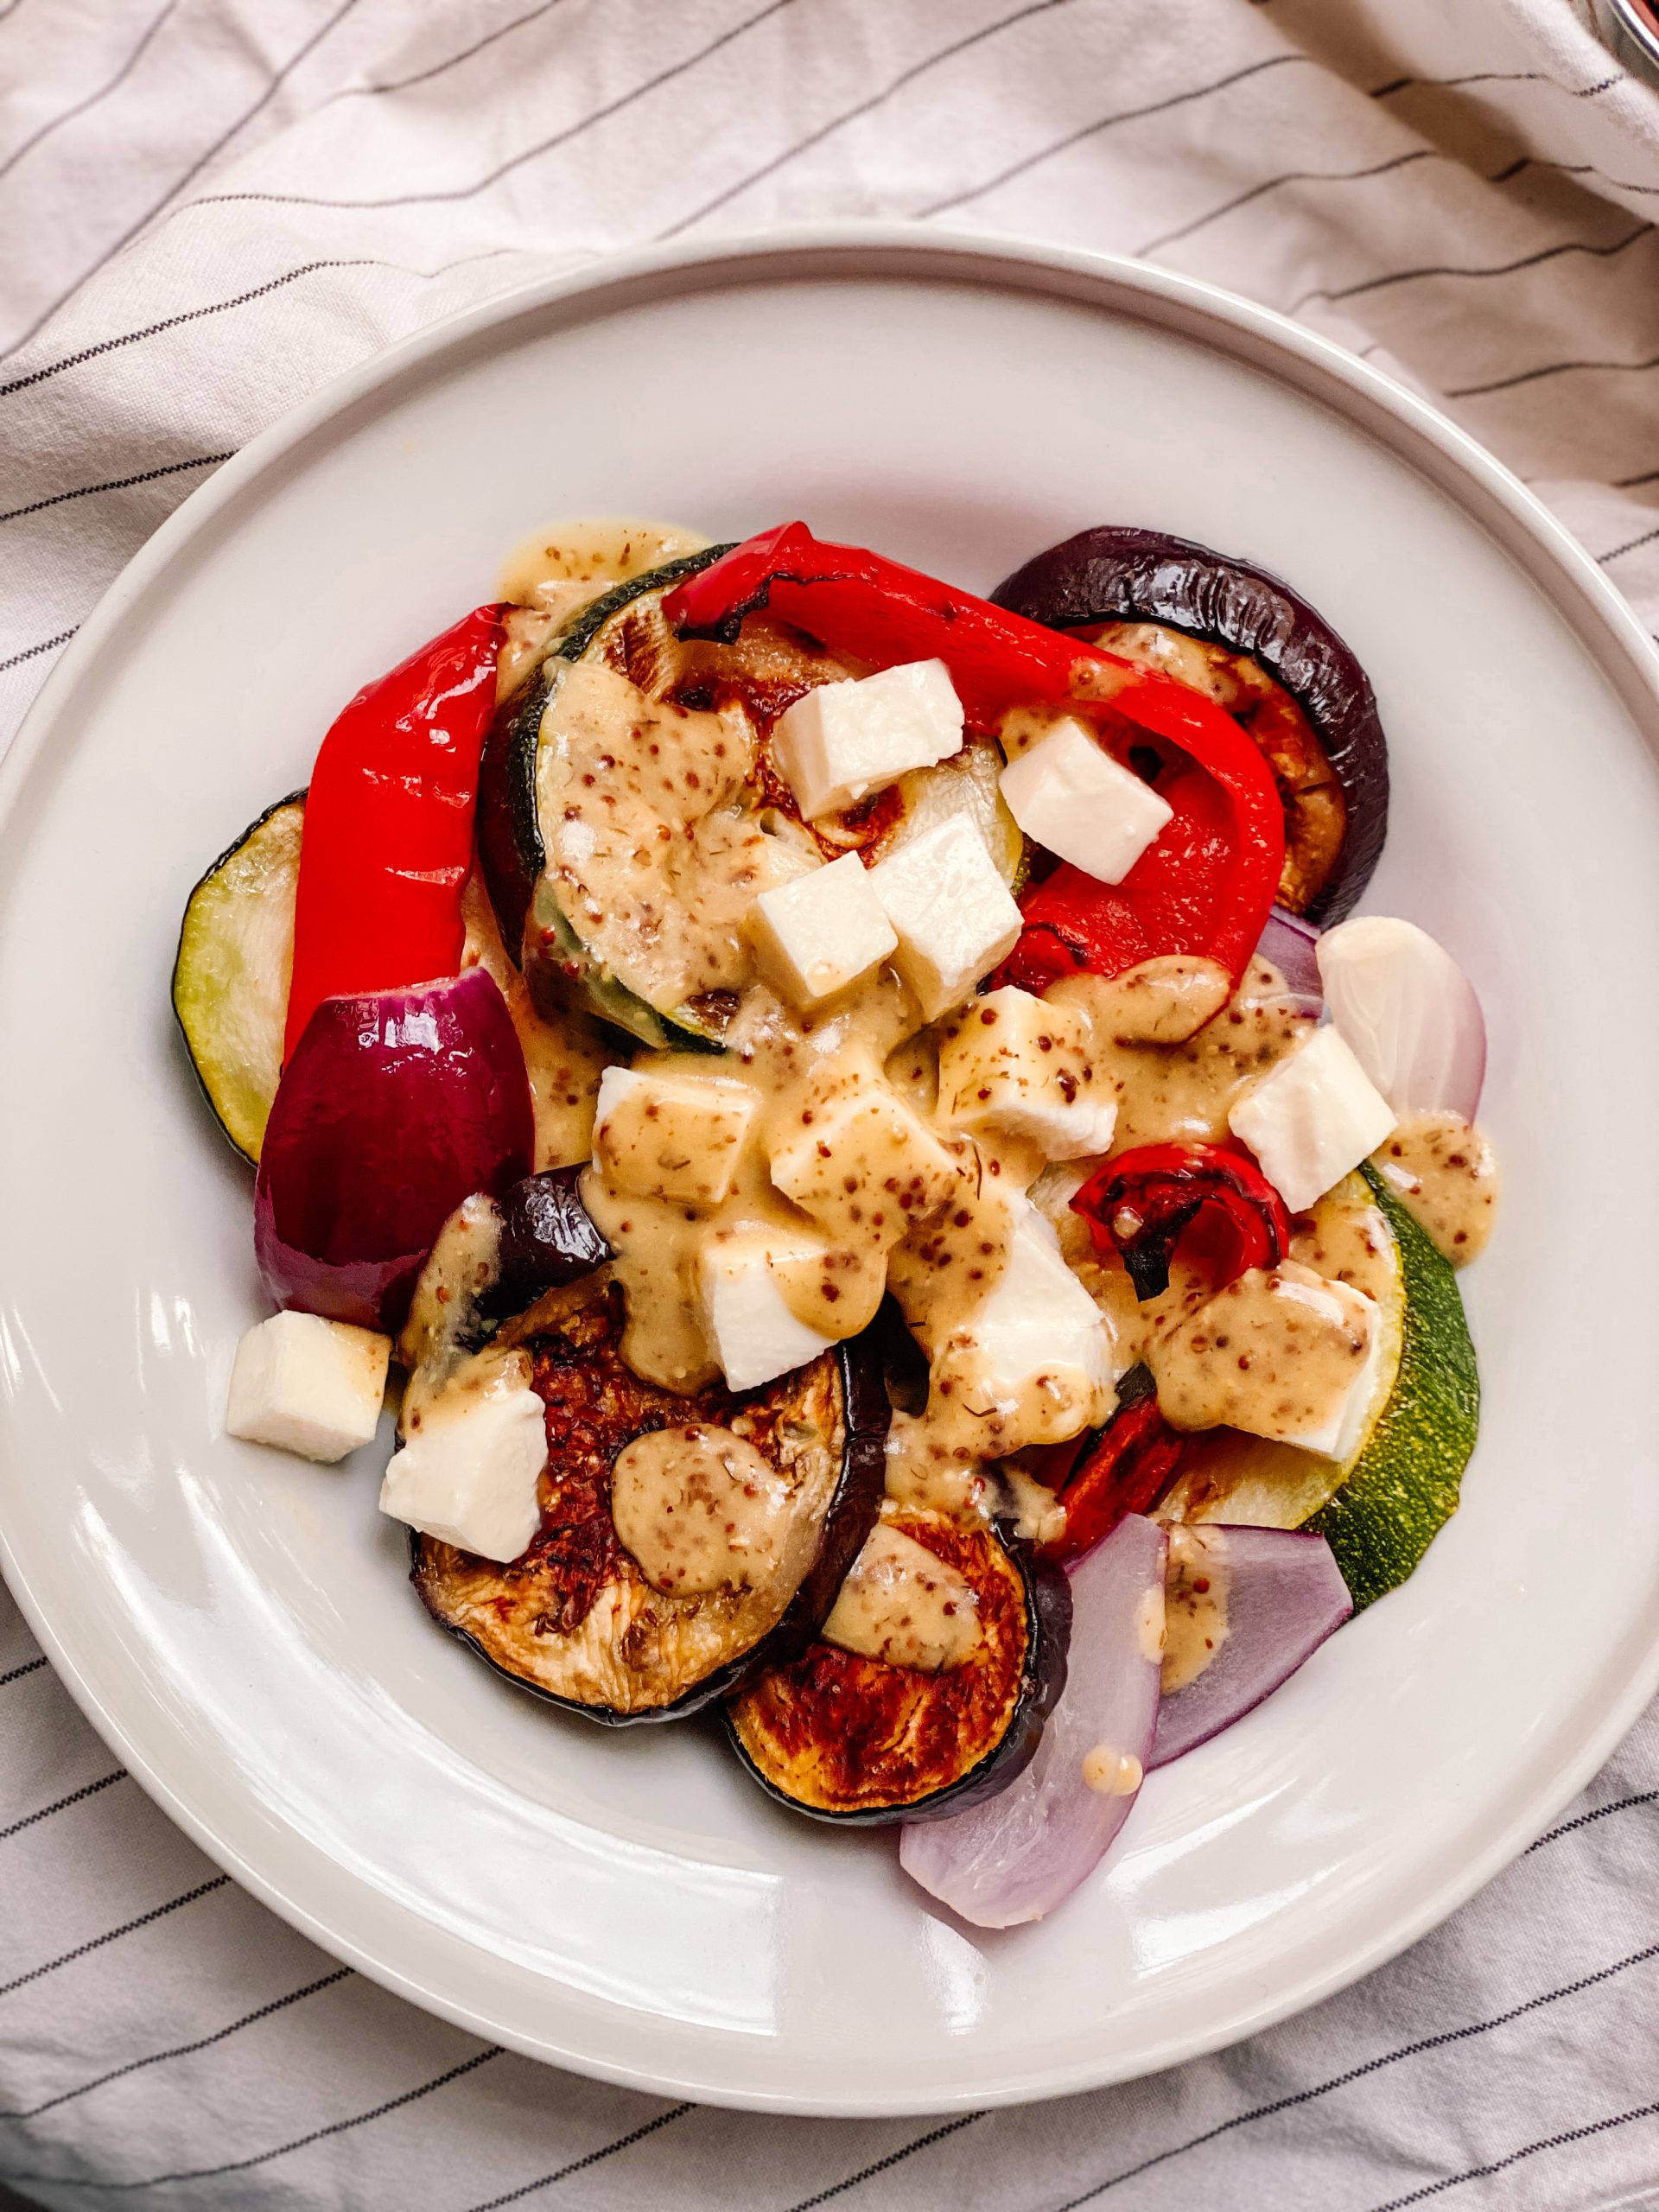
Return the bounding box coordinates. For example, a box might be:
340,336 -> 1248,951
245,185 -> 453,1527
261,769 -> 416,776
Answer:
702,1230 -> 838,1392
998,717 -> 1172,883
378,1360 -> 548,1562
594,1063 -> 758,1209
867,814 -> 1023,1021
966,1206 -> 1117,1410
226,1311 -> 390,1464
938,985 -> 1117,1160
1149,1262 -> 1383,1463
1228,1024 -> 1396,1213
749,851 -> 897,1007
771,659 -> 964,819
768,1080 -> 962,1248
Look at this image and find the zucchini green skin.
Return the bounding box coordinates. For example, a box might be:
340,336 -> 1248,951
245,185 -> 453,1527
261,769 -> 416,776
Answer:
1309,1161 -> 1480,1609
476,546 -> 732,965
171,790 -> 306,1164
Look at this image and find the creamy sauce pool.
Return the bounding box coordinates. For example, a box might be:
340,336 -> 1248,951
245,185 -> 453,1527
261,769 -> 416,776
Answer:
1371,1109 -> 1498,1265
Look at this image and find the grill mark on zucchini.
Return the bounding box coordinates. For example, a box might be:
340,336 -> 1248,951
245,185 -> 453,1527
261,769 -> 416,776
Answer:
476,546 -> 731,967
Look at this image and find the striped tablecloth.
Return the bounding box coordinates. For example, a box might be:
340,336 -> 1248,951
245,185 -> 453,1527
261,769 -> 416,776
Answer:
3,3 -> 1659,2206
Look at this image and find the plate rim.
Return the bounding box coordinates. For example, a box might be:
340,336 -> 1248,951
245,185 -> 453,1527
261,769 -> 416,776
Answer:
3,221 -> 1659,2117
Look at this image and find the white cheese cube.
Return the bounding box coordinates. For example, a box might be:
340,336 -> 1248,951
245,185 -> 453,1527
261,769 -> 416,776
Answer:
768,1080 -> 962,1247
702,1230 -> 837,1393
929,1201 -> 1117,1455
594,1063 -> 758,1209
998,717 -> 1172,884
1149,1262 -> 1383,1464
378,1364 -> 548,1563
937,985 -> 1117,1160
867,814 -> 1023,1021
226,1311 -> 390,1464
1228,1024 -> 1396,1213
749,851 -> 897,1007
771,659 -> 964,819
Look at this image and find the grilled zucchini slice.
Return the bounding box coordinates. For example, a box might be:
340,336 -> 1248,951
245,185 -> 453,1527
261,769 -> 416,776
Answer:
726,1505 -> 1071,1822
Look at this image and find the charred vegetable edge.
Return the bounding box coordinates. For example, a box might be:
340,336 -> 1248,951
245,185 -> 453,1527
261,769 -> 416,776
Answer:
723,1518 -> 1072,1824
410,1328 -> 889,1727
475,545 -> 732,966
172,788 -> 307,1165
991,524 -> 1389,924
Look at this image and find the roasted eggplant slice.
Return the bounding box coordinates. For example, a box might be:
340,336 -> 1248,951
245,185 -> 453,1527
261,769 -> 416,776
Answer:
992,526 -> 1389,923
473,543 -> 725,1013
172,791 -> 305,1162
410,1278 -> 887,1723
725,1505 -> 1071,1823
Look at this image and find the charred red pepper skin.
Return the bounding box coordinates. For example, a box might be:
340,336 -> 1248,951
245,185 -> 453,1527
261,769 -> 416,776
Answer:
1071,1141 -> 1292,1301
284,604 -> 506,1059
664,524 -> 1283,990
1042,1389 -> 1187,1561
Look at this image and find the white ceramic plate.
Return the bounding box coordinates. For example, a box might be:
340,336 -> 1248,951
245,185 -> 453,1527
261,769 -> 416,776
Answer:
3,230 -> 1659,2118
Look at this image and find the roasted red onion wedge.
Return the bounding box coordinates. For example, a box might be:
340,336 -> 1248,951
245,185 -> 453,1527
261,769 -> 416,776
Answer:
899,1514 -> 1166,1928
1149,1525 -> 1352,1770
993,527 -> 1389,924
255,967 -> 534,1331
1257,906 -> 1324,999
1316,916 -> 1486,1119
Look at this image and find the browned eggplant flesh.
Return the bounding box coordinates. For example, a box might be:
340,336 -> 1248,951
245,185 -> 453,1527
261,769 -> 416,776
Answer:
412,1277 -> 887,1724
725,1504 -> 1071,1823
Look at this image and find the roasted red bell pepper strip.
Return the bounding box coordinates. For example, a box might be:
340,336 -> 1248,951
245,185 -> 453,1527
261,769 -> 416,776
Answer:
1071,1141 -> 1291,1302
1039,1374 -> 1187,1560
284,605 -> 506,1059
664,524 -> 1283,990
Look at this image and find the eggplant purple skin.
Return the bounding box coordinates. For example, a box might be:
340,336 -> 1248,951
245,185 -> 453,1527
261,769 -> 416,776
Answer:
992,525 -> 1389,925
724,1529 -> 1073,1826
485,1165 -> 613,1319
896,1538 -> 1072,1828
410,1328 -> 889,1728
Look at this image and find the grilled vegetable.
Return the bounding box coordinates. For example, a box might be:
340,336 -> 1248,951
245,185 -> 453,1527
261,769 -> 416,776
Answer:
285,603 -> 505,1058
256,967 -> 534,1332
670,523 -> 1284,1001
899,1513 -> 1164,1924
173,793 -> 303,1162
493,1166 -> 612,1312
1071,1141 -> 1291,1301
479,550 -> 739,1052
1149,1524 -> 1351,1769
411,1277 -> 887,1723
1160,1163 -> 1478,1608
476,549 -> 728,965
992,525 -> 1389,923
725,1504 -> 1071,1823
482,543 -> 1030,1053
1041,1371 -> 1188,1562
1158,1170 -> 1402,1532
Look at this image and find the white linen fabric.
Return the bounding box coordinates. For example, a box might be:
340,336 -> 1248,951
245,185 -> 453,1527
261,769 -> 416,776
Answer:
3,2 -> 1659,2206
